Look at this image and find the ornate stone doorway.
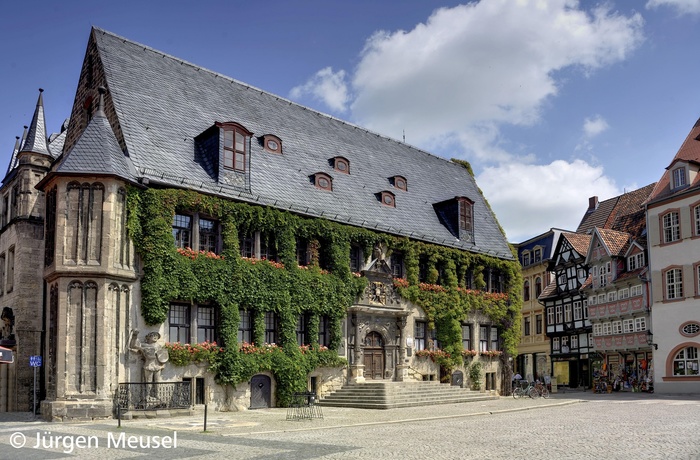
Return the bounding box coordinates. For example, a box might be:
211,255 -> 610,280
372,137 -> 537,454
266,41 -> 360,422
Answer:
363,332 -> 385,380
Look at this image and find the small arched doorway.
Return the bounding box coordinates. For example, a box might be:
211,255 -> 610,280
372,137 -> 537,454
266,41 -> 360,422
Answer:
250,374 -> 271,409
363,331 -> 385,379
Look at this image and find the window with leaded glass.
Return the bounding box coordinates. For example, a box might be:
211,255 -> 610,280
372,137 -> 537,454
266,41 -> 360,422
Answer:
240,232 -> 255,258
296,314 -> 309,346
318,315 -> 330,347
197,306 -> 216,343
238,309 -> 252,344
264,311 -> 278,344
350,245 -> 361,273
198,218 -> 218,253
172,214 -> 191,249
415,321 -> 426,351
391,252 -> 404,278
169,303 -> 190,342
461,323 -> 471,350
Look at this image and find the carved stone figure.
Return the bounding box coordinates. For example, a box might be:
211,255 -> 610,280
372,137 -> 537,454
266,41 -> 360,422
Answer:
0,307 -> 15,346
129,330 -> 169,384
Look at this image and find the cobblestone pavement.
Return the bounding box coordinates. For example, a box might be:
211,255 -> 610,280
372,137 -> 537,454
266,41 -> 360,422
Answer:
0,391 -> 698,459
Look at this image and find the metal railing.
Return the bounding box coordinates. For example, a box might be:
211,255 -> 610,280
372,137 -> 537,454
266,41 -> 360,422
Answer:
117,382 -> 191,411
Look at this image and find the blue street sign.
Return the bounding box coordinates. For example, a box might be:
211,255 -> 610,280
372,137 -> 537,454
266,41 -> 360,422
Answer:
29,355 -> 42,367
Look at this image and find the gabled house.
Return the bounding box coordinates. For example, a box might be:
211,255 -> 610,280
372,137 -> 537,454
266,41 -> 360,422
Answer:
645,117 -> 700,393
514,228 -> 563,382
538,184 -> 655,389
1,28 -> 520,419
583,226 -> 653,391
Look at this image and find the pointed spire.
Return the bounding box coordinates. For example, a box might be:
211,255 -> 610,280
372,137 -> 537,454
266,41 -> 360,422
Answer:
19,125 -> 28,151
12,136 -> 20,156
19,88 -> 50,156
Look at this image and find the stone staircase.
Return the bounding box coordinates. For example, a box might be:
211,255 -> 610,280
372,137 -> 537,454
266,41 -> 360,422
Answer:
318,381 -> 498,409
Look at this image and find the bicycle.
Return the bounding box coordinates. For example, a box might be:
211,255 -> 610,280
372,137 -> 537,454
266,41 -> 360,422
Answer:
512,380 -> 538,399
532,381 -> 550,399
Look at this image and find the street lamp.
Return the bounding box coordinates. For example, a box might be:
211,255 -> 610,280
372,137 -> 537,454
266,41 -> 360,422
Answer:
646,331 -> 658,350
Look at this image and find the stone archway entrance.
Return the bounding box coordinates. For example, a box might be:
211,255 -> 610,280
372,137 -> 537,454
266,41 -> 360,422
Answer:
363,331 -> 385,380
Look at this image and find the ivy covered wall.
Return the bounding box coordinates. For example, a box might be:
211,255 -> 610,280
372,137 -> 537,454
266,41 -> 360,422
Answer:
126,187 -> 522,404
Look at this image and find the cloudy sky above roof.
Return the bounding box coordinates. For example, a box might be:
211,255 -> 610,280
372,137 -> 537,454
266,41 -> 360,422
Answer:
1,0 -> 699,242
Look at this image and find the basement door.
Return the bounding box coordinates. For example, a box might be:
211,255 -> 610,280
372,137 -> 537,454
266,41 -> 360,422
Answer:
250,374 -> 271,409
363,331 -> 385,380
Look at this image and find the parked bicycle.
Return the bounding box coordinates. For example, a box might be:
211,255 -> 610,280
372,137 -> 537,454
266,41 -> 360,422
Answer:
531,380 -> 550,399
512,380 -> 538,399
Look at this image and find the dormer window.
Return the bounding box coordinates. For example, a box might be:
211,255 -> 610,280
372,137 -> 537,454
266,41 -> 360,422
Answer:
218,122 -> 253,172
333,156 -> 350,174
391,175 -> 407,191
313,172 -> 333,191
262,134 -> 282,154
379,191 -> 395,207
672,166 -> 687,190
457,197 -> 473,233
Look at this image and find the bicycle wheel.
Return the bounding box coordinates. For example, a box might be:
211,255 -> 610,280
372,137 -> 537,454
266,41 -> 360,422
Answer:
528,387 -> 539,399
512,388 -> 520,399
541,387 -> 550,399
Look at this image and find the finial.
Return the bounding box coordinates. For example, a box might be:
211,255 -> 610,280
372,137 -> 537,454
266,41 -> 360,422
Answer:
39,88 -> 44,93
96,86 -> 107,117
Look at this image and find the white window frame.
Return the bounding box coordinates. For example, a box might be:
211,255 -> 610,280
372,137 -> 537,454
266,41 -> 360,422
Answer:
588,296 -> 597,306
623,319 -> 634,333
564,304 -> 572,322
630,285 -> 643,297
547,307 -> 554,326
612,320 -> 622,335
635,317 -> 647,332
618,288 -> 629,300
598,294 -> 606,304
593,323 -> 603,336
571,335 -> 578,349
663,211 -> 680,243
665,268 -> 683,300
603,322 -> 612,335
573,301 -> 582,321
555,305 -> 563,323
553,337 -> 560,351
672,166 -> 687,189
673,347 -> 699,376
607,291 -> 617,303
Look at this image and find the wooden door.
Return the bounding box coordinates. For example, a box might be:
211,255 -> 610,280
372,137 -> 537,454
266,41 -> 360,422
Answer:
363,332 -> 384,380
250,374 -> 271,409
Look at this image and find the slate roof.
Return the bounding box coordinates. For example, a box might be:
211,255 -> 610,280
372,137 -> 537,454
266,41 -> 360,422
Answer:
646,117 -> 700,204
56,95 -> 135,178
69,28 -> 512,259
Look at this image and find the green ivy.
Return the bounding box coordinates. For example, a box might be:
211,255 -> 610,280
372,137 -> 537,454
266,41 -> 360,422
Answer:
125,186 -> 522,406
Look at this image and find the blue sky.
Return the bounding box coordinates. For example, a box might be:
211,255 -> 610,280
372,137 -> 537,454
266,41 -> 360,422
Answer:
2,0 -> 700,243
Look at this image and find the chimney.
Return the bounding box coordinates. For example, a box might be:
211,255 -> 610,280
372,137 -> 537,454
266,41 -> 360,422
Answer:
588,196 -> 599,211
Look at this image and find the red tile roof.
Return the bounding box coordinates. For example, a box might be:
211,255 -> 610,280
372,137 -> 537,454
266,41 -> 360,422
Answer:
647,118 -> 700,203
595,228 -> 630,257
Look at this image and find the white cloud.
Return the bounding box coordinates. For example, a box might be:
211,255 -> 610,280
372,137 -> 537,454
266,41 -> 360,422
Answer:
289,67 -> 349,113
477,159 -> 621,242
346,0 -> 644,161
646,0 -> 700,15
583,115 -> 610,138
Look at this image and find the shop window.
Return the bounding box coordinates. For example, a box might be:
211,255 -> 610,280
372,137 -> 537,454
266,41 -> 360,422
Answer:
673,347 -> 699,376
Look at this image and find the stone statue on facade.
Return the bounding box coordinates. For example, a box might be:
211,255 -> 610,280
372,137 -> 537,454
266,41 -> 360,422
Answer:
129,330 -> 169,386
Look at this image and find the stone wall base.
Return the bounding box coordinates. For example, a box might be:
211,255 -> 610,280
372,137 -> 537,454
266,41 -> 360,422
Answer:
41,399 -> 115,422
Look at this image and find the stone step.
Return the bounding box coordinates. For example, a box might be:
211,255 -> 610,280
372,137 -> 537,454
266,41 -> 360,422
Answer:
318,381 -> 498,409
